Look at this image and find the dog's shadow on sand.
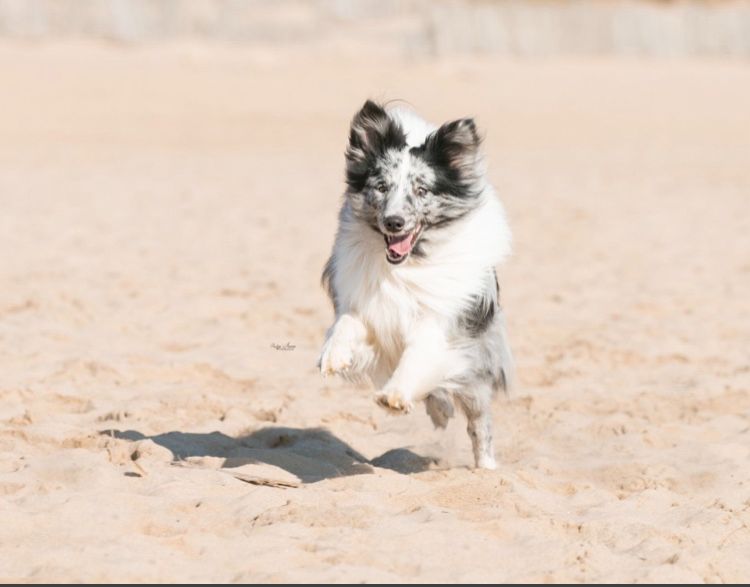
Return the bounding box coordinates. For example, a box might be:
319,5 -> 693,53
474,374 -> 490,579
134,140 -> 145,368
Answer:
102,426 -> 437,484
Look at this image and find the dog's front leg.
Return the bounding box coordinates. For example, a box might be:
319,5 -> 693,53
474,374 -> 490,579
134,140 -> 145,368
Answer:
375,319 -> 449,414
318,313 -> 373,379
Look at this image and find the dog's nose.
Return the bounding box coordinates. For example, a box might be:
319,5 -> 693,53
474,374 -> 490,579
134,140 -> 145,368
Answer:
384,215 -> 405,233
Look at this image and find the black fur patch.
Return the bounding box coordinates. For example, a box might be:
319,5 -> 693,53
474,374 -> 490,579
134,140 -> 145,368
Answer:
460,294 -> 495,338
411,118 -> 481,199
345,100 -> 407,193
458,271 -> 498,337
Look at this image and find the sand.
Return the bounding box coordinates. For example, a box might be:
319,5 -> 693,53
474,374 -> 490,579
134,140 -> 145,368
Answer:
0,42 -> 749,583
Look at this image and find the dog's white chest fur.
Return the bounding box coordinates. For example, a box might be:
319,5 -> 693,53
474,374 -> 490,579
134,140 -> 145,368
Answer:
331,192 -> 510,371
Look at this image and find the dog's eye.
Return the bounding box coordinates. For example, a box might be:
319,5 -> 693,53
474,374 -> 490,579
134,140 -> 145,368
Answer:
375,183 -> 388,193
415,186 -> 428,197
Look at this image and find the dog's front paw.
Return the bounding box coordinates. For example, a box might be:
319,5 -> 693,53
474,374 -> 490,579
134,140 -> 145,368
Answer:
374,389 -> 413,414
318,338 -> 354,377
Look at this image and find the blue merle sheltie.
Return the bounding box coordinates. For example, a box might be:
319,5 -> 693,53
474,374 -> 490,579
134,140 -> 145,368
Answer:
319,100 -> 513,469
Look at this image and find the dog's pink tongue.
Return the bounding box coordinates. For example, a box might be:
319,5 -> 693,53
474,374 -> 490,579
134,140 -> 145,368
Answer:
388,233 -> 413,256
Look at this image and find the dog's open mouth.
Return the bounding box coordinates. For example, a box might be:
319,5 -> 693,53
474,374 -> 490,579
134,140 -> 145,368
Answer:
384,226 -> 421,265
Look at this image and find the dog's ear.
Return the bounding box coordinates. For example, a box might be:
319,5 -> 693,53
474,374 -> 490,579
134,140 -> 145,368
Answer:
423,118 -> 482,186
345,100 -> 405,191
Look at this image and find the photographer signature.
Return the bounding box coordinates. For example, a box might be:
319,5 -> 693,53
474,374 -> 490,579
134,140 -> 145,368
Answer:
271,342 -> 296,351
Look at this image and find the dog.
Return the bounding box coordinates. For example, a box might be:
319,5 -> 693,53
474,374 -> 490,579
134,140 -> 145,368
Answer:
318,100 -> 513,469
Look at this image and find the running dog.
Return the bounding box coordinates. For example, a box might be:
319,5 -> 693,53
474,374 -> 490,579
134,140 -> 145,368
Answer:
319,100 -> 513,469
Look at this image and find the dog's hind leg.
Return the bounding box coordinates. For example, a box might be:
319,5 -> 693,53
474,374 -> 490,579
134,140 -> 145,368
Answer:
424,389 -> 455,429
456,382 -> 496,470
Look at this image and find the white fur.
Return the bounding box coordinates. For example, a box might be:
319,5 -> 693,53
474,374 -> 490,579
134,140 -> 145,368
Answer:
389,107 -> 436,146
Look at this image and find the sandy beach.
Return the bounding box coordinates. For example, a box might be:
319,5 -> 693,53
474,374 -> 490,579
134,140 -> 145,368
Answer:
1,42 -> 749,582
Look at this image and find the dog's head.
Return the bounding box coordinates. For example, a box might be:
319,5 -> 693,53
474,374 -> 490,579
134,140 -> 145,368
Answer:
344,100 -> 483,265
